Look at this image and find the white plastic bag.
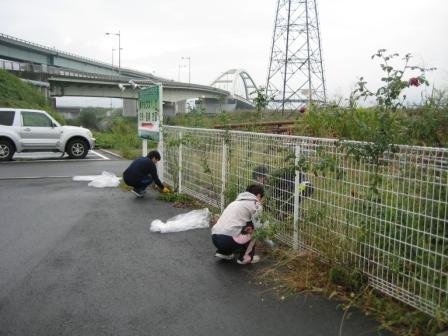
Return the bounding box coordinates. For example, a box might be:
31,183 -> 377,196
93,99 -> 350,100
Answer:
88,171 -> 121,188
73,171 -> 121,188
150,208 -> 210,233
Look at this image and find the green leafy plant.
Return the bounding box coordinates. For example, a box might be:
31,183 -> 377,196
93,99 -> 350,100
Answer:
251,87 -> 272,119
342,50 -> 434,193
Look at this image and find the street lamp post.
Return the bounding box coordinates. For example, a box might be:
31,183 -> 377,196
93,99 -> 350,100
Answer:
178,63 -> 187,82
106,31 -> 121,74
181,56 -> 191,83
112,48 -> 115,68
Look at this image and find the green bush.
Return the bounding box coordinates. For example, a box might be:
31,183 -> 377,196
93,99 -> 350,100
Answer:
78,110 -> 98,130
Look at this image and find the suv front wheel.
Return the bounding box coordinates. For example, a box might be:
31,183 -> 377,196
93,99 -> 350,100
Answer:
0,139 -> 15,161
66,139 -> 89,159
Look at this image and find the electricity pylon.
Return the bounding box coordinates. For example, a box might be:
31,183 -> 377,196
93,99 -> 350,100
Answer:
266,0 -> 327,113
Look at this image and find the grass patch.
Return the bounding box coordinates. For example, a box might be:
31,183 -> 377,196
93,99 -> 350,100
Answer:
0,69 -> 65,124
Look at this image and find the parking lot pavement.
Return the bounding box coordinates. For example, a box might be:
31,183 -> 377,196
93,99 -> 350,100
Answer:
0,158 -> 130,179
0,176 -> 389,336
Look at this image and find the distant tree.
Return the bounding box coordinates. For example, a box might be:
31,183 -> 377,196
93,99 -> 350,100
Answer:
251,87 -> 271,119
79,110 -> 98,129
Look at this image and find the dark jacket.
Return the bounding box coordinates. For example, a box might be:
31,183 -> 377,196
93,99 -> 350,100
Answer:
123,156 -> 164,189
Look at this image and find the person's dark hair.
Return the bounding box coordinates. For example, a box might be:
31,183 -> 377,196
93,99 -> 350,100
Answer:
252,165 -> 268,181
246,184 -> 264,198
147,150 -> 161,161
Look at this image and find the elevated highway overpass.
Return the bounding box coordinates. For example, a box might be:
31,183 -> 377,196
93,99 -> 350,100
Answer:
0,33 -> 256,115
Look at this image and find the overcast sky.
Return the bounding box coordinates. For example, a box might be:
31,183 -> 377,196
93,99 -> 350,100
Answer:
1,0 -> 447,107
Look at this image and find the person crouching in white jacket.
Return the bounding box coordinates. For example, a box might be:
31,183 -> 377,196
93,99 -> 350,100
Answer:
211,184 -> 264,264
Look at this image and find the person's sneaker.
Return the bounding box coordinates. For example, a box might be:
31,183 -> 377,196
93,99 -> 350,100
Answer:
131,189 -> 144,198
237,255 -> 260,265
214,252 -> 234,260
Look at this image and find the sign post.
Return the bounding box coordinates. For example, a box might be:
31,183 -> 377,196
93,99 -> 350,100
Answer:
137,84 -> 164,179
137,84 -> 163,155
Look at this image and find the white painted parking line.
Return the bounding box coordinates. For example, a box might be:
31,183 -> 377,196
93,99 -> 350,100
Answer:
6,150 -> 112,163
2,158 -> 107,164
0,176 -> 72,180
89,150 -> 110,160
98,149 -> 123,159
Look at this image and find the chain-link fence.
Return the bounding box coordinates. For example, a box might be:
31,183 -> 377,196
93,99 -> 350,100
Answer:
162,125 -> 447,318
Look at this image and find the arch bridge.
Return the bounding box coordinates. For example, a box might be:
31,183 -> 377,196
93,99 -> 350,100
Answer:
210,69 -> 258,105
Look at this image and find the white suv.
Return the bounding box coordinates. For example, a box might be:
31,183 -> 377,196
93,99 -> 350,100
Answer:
0,108 -> 95,161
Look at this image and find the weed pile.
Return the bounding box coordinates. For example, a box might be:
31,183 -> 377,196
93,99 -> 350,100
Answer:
256,246 -> 446,336
157,192 -> 206,209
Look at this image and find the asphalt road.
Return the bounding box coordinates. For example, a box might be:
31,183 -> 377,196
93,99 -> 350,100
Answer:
0,158 -> 389,336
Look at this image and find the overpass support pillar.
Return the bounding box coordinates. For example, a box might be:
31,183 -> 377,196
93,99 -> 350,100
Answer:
49,97 -> 57,110
175,100 -> 187,114
163,102 -> 176,117
123,99 -> 137,117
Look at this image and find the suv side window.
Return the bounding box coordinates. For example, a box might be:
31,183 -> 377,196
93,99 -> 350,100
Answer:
22,112 -> 53,127
0,111 -> 15,126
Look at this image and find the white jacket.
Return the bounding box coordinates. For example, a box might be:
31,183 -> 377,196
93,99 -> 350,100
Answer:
211,192 -> 262,236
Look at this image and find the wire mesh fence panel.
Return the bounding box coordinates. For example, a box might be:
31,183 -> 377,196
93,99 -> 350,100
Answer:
162,126 -> 447,318
162,127 -> 180,191
226,131 -> 300,246
163,127 -> 225,209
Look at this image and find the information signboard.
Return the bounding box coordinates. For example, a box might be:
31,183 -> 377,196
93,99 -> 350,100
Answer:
137,85 -> 162,141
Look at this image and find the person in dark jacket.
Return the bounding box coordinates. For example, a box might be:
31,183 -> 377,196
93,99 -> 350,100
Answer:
123,150 -> 169,198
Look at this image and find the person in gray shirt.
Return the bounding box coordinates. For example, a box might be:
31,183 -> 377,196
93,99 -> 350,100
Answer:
211,184 -> 264,265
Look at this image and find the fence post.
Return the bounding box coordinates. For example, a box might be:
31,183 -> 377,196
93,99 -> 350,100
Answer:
220,139 -> 227,212
178,132 -> 183,193
293,144 -> 301,250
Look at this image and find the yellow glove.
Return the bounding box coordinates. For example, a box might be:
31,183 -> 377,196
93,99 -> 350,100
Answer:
162,186 -> 170,193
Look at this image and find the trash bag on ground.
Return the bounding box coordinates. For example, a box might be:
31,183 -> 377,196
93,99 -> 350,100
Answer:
150,208 -> 210,233
73,171 -> 121,188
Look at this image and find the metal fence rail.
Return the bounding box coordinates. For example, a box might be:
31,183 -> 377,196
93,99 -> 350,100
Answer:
162,125 -> 448,318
